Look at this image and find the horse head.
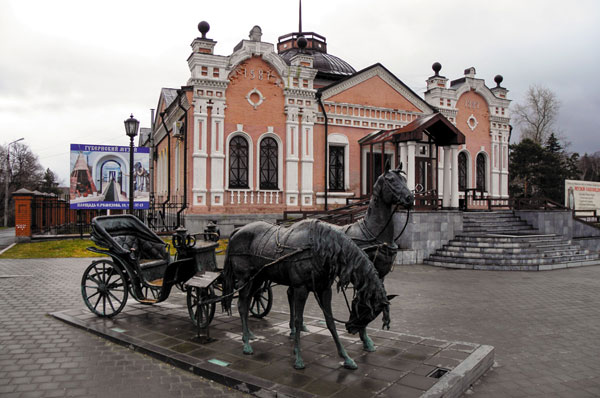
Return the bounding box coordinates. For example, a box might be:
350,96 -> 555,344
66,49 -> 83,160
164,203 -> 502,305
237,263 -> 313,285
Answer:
374,168 -> 414,209
345,293 -> 394,334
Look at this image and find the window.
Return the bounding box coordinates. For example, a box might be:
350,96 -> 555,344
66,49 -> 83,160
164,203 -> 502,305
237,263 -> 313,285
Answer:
458,152 -> 467,191
229,136 -> 249,189
259,137 -> 278,190
476,153 -> 486,192
329,146 -> 345,191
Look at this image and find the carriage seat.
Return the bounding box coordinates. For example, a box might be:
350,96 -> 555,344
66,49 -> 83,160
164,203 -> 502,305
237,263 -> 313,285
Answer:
113,235 -> 170,269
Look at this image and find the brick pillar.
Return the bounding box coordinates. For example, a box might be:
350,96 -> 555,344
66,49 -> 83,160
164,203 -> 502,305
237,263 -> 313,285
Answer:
12,188 -> 34,242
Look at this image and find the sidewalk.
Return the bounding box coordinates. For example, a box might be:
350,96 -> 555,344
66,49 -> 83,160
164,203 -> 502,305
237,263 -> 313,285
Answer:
1,258 -> 600,397
0,227 -> 15,252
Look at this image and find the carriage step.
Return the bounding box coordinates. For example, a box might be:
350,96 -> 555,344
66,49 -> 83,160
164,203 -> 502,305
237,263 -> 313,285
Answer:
147,278 -> 163,287
138,298 -> 159,304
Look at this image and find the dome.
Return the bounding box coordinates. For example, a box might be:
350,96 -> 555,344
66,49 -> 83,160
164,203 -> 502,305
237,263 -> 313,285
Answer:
277,32 -> 356,79
279,49 -> 356,78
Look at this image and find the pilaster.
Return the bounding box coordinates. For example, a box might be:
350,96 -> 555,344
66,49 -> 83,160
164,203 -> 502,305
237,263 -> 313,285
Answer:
210,100 -> 226,206
285,107 -> 300,206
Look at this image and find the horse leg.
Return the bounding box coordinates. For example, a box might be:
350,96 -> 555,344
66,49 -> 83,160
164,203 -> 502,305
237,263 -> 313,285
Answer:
238,284 -> 254,355
317,288 -> 357,370
359,328 -> 376,352
288,287 -> 308,338
287,287 -> 296,337
292,286 -> 309,370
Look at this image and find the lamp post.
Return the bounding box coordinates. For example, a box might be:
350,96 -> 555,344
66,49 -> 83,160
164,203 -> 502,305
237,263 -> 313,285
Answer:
124,114 -> 139,214
4,137 -> 24,227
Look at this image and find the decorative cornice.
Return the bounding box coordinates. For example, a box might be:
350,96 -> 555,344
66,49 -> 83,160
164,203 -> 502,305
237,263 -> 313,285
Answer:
284,88 -> 316,98
188,79 -> 229,89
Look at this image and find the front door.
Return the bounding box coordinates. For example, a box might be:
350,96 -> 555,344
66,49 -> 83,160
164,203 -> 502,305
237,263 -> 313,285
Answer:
366,152 -> 392,193
414,156 -> 433,193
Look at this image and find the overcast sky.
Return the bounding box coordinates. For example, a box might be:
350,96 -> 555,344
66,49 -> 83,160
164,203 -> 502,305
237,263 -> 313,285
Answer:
1,0 -> 599,184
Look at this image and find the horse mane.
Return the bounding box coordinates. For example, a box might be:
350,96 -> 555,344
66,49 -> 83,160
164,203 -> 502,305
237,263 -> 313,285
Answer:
311,220 -> 388,315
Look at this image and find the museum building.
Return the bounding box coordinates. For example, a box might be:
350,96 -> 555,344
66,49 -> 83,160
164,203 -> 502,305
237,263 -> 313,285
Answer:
145,20 -> 511,233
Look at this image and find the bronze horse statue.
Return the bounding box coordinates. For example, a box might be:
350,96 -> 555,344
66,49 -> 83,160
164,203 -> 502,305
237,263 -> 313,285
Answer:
287,168 -> 414,351
223,219 -> 390,370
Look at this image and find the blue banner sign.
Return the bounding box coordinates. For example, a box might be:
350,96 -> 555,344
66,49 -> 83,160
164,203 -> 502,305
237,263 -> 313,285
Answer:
69,143 -> 150,210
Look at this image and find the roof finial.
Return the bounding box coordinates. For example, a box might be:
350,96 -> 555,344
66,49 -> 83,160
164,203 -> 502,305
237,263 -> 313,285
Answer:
299,0 -> 303,33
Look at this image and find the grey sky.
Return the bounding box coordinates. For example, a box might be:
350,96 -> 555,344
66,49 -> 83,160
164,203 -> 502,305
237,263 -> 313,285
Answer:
1,0 -> 599,184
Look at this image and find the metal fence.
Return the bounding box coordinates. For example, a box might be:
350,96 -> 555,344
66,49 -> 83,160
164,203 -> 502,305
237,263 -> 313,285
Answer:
31,194 -> 100,236
30,194 -> 186,237
133,195 -> 186,232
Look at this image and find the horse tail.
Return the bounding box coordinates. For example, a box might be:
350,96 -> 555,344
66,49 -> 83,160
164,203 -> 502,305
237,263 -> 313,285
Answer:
221,229 -> 239,315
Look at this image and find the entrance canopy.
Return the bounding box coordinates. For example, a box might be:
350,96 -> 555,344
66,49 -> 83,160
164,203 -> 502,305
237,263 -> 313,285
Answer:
359,112 -> 466,201
359,112 -> 465,147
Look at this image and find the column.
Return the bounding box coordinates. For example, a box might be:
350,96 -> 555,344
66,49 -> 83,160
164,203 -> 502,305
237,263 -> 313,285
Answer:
210,101 -> 225,206
192,99 -> 208,206
406,142 -> 416,191
442,146 -> 452,208
450,145 -> 460,208
399,142 -> 408,173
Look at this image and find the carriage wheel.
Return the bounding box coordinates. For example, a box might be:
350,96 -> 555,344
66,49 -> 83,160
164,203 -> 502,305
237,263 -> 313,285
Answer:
250,281 -> 273,318
81,260 -> 128,318
186,286 -> 216,328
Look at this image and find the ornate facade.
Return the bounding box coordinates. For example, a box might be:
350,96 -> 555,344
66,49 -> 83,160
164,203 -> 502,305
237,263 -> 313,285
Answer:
147,21 -> 510,233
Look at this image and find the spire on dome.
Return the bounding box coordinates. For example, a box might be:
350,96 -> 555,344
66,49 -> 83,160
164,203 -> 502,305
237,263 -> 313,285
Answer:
299,0 -> 303,34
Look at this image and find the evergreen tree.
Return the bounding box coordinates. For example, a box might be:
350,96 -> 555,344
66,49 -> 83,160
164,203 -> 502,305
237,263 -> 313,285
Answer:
38,168 -> 62,195
509,134 -> 581,203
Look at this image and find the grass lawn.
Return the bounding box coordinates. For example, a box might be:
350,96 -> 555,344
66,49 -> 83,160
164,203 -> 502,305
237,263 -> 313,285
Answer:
0,238 -> 228,259
0,239 -> 104,259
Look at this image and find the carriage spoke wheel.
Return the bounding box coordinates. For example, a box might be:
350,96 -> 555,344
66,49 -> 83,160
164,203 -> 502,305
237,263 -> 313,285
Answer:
250,281 -> 273,318
187,286 -> 216,329
81,260 -> 128,318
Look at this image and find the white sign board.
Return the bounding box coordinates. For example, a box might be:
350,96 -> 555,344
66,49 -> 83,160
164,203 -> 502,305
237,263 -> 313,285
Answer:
564,179 -> 600,211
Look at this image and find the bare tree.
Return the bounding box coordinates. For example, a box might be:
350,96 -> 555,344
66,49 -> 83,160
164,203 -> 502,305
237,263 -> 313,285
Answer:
513,85 -> 561,145
0,142 -> 46,226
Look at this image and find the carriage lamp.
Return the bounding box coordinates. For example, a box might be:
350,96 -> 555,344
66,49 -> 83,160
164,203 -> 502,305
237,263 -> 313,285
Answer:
124,114 -> 139,214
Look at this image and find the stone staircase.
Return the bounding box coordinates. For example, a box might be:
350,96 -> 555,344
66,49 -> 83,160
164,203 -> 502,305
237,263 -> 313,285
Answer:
424,211 -> 600,271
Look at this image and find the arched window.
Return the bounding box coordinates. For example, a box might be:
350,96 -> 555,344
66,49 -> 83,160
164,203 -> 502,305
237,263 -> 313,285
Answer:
329,146 -> 345,191
259,137 -> 278,190
458,152 -> 467,191
476,153 -> 486,192
229,136 -> 249,189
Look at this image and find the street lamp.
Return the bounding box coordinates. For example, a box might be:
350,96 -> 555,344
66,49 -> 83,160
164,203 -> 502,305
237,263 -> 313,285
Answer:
124,114 -> 139,214
4,137 -> 24,227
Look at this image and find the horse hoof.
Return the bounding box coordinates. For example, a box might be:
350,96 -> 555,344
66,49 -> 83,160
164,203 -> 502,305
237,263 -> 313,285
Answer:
294,361 -> 305,370
301,324 -> 309,332
243,345 -> 254,355
363,343 -> 376,352
343,359 -> 358,370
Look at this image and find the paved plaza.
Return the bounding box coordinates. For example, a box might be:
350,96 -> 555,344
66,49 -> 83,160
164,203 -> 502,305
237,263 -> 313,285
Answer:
1,257 -> 600,397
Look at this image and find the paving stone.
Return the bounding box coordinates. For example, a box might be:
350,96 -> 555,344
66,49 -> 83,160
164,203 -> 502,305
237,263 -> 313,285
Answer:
4,257 -> 600,397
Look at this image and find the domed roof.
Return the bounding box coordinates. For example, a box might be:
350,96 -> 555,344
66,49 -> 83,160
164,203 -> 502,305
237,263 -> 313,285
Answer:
280,49 -> 356,77
277,32 -> 356,79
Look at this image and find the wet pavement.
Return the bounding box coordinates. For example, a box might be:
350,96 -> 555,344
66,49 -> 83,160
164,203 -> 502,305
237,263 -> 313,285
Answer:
51,302 -> 492,398
0,228 -> 15,252
1,257 -> 600,397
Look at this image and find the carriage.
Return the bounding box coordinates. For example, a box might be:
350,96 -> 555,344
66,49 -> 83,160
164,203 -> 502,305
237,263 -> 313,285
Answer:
81,214 -> 273,328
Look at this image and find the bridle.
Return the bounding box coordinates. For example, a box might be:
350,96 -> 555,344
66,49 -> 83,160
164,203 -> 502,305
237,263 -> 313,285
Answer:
360,170 -> 412,244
